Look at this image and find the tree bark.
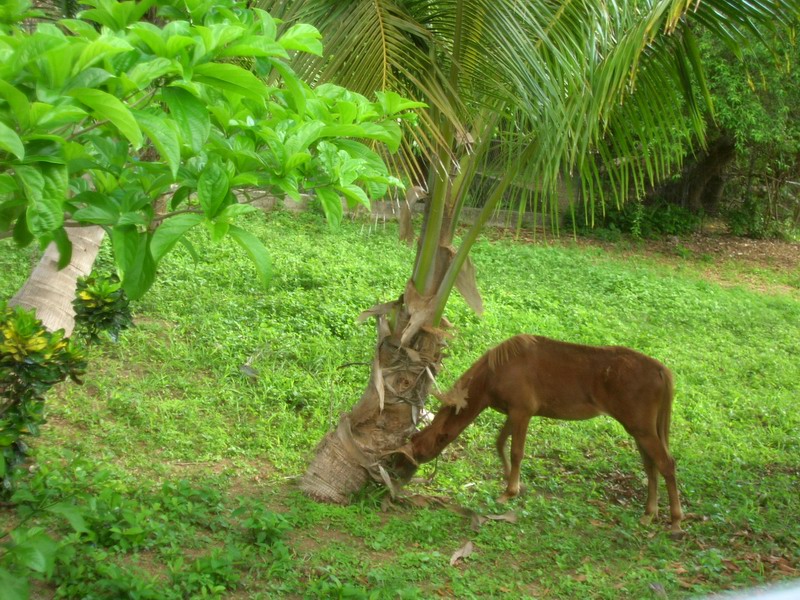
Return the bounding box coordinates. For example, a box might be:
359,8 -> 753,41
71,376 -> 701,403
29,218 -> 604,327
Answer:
300,291 -> 444,503
648,132 -> 736,215
9,226 -> 105,335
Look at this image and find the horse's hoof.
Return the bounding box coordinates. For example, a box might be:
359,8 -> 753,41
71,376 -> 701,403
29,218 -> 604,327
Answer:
639,514 -> 655,526
496,493 -> 516,504
669,529 -> 686,541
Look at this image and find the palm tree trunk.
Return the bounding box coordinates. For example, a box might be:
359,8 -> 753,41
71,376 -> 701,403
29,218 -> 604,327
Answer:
9,226 -> 105,335
300,290 -> 444,503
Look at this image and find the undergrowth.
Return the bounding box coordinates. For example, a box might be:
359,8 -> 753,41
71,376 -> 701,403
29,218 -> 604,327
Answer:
0,209 -> 798,598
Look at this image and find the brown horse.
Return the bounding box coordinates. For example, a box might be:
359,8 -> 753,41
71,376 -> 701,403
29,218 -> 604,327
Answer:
407,335 -> 683,534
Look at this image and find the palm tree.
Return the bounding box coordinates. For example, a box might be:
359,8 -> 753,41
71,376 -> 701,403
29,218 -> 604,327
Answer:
257,0 -> 800,503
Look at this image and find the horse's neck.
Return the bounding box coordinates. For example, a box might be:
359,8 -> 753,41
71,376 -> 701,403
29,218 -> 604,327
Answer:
413,382 -> 491,462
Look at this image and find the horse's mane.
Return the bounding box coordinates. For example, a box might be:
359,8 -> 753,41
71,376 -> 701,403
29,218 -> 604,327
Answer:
436,335 -> 537,413
486,334 -> 537,372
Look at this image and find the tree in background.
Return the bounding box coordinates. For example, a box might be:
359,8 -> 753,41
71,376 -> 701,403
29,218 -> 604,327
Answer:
702,29 -> 800,237
624,26 -> 800,238
255,0 -> 800,503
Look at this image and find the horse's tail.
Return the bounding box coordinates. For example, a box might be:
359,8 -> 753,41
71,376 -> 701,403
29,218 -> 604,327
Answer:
657,367 -> 675,450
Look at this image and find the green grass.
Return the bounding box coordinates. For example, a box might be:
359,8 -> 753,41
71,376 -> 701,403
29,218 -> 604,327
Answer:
1,210 -> 799,598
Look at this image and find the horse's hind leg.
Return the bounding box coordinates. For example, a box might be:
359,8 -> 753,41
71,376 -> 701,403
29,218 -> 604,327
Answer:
635,440 -> 659,525
634,433 -> 683,536
497,412 -> 531,503
496,418 -> 513,480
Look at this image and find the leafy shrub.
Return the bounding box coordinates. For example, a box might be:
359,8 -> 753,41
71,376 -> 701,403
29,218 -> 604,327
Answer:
573,201 -> 701,238
0,305 -> 86,496
723,197 -> 798,239
73,273 -> 133,343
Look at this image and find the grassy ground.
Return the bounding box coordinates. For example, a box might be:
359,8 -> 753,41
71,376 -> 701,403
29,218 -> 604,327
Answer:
1,210 -> 799,599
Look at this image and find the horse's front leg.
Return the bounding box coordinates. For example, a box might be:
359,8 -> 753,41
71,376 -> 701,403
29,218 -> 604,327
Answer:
497,412 -> 532,503
495,418 -> 514,480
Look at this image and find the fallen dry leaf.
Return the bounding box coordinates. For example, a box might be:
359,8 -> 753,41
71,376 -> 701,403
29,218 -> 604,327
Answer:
486,511 -> 518,524
677,578 -> 699,590
450,541 -> 475,566
589,519 -> 606,527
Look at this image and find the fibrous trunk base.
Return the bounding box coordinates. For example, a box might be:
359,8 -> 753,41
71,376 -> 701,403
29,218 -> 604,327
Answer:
299,429 -> 369,504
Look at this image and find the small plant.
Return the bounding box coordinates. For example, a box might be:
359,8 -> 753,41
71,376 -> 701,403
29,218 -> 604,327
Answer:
0,525 -> 60,600
169,546 -> 243,598
0,305 -> 86,496
238,505 -> 290,548
73,273 -> 133,343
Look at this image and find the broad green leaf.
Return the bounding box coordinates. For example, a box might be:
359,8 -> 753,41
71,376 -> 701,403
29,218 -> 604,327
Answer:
11,530 -> 58,577
177,236 -> 199,263
162,87 -> 210,153
252,8 -> 277,41
285,121 -> 326,155
314,186 -> 342,227
59,19 -> 101,39
337,157 -> 367,186
227,225 -> 272,287
0,566 -> 29,600
45,227 -> 73,269
117,212 -> 149,227
112,226 -> 155,299
337,184 -> 370,209
231,172 -> 259,186
42,163 -> 68,200
12,212 -> 33,246
129,22 -> 166,56
46,502 -> 89,534
150,213 -> 203,264
192,63 -> 269,102
72,203 -> 119,225
34,104 -> 88,128
0,80 -> 31,128
16,165 -> 63,235
320,122 -> 401,152
0,173 -> 18,194
126,57 -> 180,89
62,67 -> 114,93
80,8 -> 121,30
278,23 -> 323,56
197,161 -> 229,218
165,35 -> 196,57
375,91 -> 427,115
0,122 -> 24,159
39,43 -> 76,91
112,224 -> 138,279
334,100 -> 358,125
70,88 -> 143,148
209,219 -> 229,242
275,176 -> 300,200
285,152 -> 311,171
73,34 -> 133,74
218,36 -> 287,60
133,110 -> 181,178
217,203 -> 258,221
268,60 -> 306,115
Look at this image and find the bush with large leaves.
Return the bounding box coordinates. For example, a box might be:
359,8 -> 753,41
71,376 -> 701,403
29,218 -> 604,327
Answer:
0,0 -> 413,300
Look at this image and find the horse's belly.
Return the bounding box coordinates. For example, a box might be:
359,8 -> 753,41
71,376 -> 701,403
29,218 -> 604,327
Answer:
537,402 -> 604,421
